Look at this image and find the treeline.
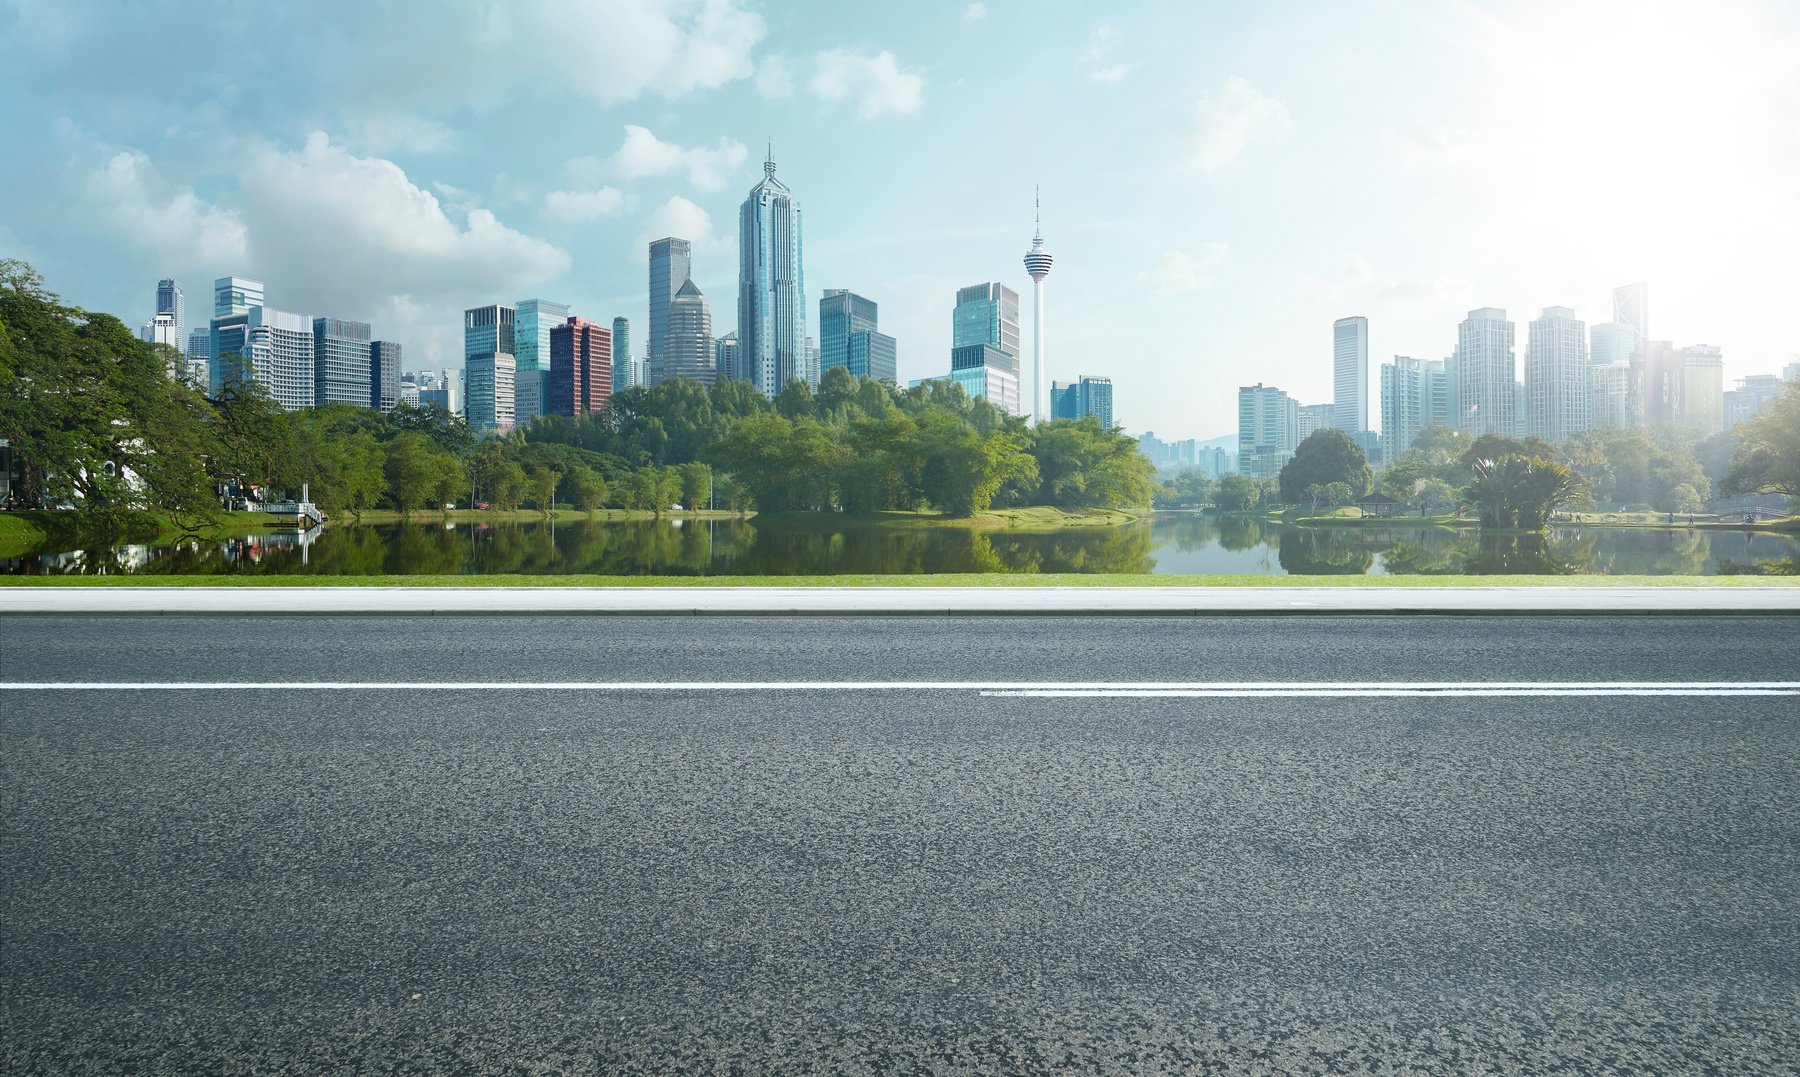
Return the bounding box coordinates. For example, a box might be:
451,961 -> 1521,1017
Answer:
1,260 -> 1153,524
1153,393 -> 1800,519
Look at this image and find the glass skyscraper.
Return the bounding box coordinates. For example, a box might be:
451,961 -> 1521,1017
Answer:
156,278 -> 184,343
648,238 -> 691,387
370,340 -> 402,413
513,298 -> 569,423
1333,315 -> 1368,432
952,282 -> 1020,358
819,289 -> 897,383
950,344 -> 1021,416
714,331 -> 741,383
312,317 -> 373,409
213,276 -> 263,319
737,150 -> 806,397
214,307 -> 313,410
1050,376 -> 1113,426
1238,383 -> 1300,477
464,304 -> 517,432
611,317 -> 630,371
665,279 -> 716,386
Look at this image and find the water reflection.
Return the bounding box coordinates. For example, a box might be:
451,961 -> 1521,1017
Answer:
4,514 -> 1798,576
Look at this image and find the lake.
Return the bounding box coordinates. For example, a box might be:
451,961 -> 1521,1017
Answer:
6,514 -> 1797,577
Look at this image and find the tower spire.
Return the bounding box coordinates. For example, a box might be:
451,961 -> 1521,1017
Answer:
1034,184 -> 1041,242
764,139 -> 776,177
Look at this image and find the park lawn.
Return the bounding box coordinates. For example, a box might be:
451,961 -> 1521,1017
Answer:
3,573 -> 1794,588
753,506 -> 1141,530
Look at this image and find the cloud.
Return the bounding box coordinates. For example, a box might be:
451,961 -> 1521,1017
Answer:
639,196 -> 712,249
755,54 -> 796,98
542,186 -> 628,221
1080,26 -> 1134,85
237,132 -> 569,313
810,49 -> 924,119
343,114 -> 455,155
1138,244 -> 1229,295
86,150 -> 248,265
1189,76 -> 1291,171
609,125 -> 748,189
964,3 -> 987,21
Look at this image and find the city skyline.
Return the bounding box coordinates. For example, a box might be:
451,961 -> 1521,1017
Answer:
4,1 -> 1797,438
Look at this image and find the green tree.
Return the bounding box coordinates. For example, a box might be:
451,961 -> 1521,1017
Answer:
1467,455 -> 1583,530
678,462 -> 712,510
566,466 -> 607,515
492,461 -> 529,512
1216,473 -> 1260,512
1722,381 -> 1800,508
529,465 -> 562,516
383,432 -> 440,513
1278,429 -> 1372,506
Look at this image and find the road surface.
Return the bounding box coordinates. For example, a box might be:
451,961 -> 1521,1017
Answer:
4,615 -> 1798,1073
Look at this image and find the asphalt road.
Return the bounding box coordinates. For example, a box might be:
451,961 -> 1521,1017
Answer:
4,616 -> 1799,1074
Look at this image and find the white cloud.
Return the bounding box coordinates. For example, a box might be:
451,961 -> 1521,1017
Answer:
1189,76 -> 1291,172
1138,244 -> 1229,295
237,132 -> 569,312
963,3 -> 987,21
639,196 -> 712,249
609,125 -> 748,189
87,150 -> 248,264
343,114 -> 455,155
1080,26 -> 1134,85
542,186 -> 628,222
810,49 -> 924,119
755,54 -> 796,98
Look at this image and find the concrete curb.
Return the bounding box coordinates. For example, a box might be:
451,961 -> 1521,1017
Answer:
2,586 -> 1797,616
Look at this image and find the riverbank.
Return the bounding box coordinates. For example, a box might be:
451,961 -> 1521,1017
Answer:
3,572 -> 1793,588
754,506 -> 1141,531
0,510 -> 294,556
337,508 -> 751,525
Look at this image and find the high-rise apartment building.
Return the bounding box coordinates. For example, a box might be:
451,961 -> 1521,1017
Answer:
548,316 -> 612,417
1454,307 -> 1516,436
1238,383 -> 1299,477
819,289 -> 898,383
1333,316 -> 1369,432
370,341 -> 401,413
1296,403 -> 1335,441
1525,306 -> 1588,440
648,238 -> 692,387
1591,361 -> 1637,429
665,279 -> 716,386
312,317 -> 373,409
213,307 -> 313,410
737,150 -> 806,397
714,331 -> 742,383
1380,356 -> 1447,462
465,353 -> 516,432
513,299 -> 570,423
950,344 -> 1021,416
1681,344 -> 1724,433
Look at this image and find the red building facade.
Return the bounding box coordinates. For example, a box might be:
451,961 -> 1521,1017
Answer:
548,316 -> 612,417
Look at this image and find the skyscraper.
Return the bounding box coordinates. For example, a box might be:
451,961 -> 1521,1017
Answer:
1613,281 -> 1649,342
464,304 -> 516,431
611,317 -> 630,371
953,282 -> 1020,356
1525,306 -> 1589,440
1023,189 -> 1054,424
214,307 -> 313,410
1048,376 -> 1112,426
370,341 -> 401,413
665,278 -> 716,386
548,317 -> 612,417
513,299 -> 570,423
213,276 -> 263,319
1455,307 -> 1516,435
818,289 -> 898,383
714,330 -> 742,384
1050,380 -> 1079,420
1592,362 -> 1637,430
950,344 -> 1021,415
156,279 -> 185,343
1333,316 -> 1369,432
312,317 -> 374,409
737,148 -> 806,397
1590,321 -> 1637,366
139,313 -> 181,352
648,238 -> 692,387
1297,403 -> 1335,441
1681,344 -> 1724,433
1642,340 -> 1685,427
1380,356 -> 1447,462
1238,383 -> 1299,477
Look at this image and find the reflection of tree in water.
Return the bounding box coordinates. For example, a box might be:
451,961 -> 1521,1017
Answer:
1275,527 -> 1374,575
1156,514 -> 1222,554
1717,557 -> 1799,576
1215,517 -> 1267,552
1377,530 -> 1475,575
987,524 -> 1155,574
1464,532 -> 1582,575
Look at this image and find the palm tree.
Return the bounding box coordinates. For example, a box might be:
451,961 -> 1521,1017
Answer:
1467,455 -> 1583,530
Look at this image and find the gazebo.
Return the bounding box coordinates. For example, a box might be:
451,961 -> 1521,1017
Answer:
1355,492 -> 1401,517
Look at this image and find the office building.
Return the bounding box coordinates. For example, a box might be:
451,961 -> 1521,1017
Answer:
1050,380 -> 1079,420
1049,376 -> 1113,427
953,281 -> 1021,358
1525,306 -> 1589,440
370,341 -> 401,413
1681,344 -> 1724,433
665,278 -> 716,386
1641,341 -> 1684,427
1380,356 -> 1447,461
950,344 -> 1021,415
1592,361 -> 1637,429
1333,315 -> 1369,432
1023,189 -> 1054,423
818,289 -> 898,383
804,337 -> 820,389
737,148 -> 807,397
1238,383 -> 1299,477
714,330 -> 742,383
213,276 -> 263,319
213,306 -> 313,410
648,238 -> 692,387
465,353 -> 515,432
312,317 -> 373,408
1725,374 -> 1788,429
139,313 -> 181,352
513,298 -> 570,422
1296,403 -> 1334,441
413,370 -> 455,413
548,316 -> 612,417
184,327 -> 211,388
1455,307 -> 1516,435
1614,281 -> 1649,342
1590,321 -> 1637,366
611,317 -> 630,374
156,279 -> 185,342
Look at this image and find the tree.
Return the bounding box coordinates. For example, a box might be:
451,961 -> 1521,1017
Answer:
1322,482 -> 1353,509
383,433 -> 440,513
1216,473 -> 1260,512
678,462 -> 712,510
492,462 -> 529,512
1466,455 -> 1583,530
529,465 -> 561,516
1278,429 -> 1372,507
1722,381 -> 1800,508
566,466 -> 607,515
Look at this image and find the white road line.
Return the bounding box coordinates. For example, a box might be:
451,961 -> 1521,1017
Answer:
1,681 -> 1797,695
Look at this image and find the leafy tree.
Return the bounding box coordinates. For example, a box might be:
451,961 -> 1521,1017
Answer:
1278,429 -> 1372,506
566,466 -> 607,515
529,465 -> 561,516
492,461 -> 528,512
678,462 -> 712,510
1722,381 -> 1800,508
1216,473 -> 1260,512
384,433 -> 441,513
1466,455 -> 1583,530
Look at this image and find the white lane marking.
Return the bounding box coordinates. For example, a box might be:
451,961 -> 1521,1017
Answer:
0,681 -> 1797,696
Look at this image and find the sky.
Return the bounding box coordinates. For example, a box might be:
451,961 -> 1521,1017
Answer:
3,0 -> 1797,441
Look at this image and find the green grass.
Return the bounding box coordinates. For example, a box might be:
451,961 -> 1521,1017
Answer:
3,573 -> 1793,588
340,508 -> 749,525
754,506 -> 1141,530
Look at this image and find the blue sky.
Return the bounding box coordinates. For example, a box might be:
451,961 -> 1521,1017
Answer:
3,0 -> 1797,439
